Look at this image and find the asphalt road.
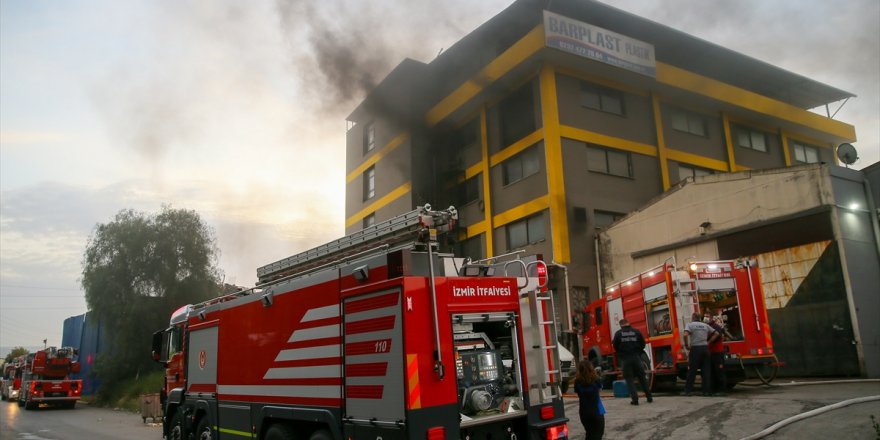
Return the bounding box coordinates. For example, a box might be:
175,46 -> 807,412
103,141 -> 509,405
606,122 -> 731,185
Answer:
1,380 -> 877,439
564,379 -> 880,439
0,400 -> 160,440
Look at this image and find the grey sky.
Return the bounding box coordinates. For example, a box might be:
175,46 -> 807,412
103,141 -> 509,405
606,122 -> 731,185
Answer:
1,0 -> 877,350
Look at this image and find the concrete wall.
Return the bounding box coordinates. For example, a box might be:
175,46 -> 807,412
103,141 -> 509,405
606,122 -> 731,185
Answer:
599,165 -> 833,280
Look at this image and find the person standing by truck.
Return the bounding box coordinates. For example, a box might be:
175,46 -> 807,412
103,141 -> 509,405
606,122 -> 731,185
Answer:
612,319 -> 653,405
707,315 -> 727,395
683,313 -> 718,396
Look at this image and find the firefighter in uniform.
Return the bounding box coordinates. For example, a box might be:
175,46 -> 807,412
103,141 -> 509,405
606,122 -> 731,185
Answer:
612,319 -> 653,405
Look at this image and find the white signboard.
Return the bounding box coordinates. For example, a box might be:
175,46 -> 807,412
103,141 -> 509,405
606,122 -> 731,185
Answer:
544,10 -> 656,77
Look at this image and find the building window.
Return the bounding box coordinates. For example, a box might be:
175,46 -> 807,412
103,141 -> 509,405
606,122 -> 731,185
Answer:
460,174 -> 481,205
581,81 -> 625,116
363,122 -> 375,154
586,145 -> 632,178
499,83 -> 536,147
670,108 -> 707,137
503,146 -> 540,185
363,166 -> 375,201
459,235 -> 483,261
507,213 -> 545,249
362,213 -> 375,229
792,142 -> 820,164
594,210 -> 625,229
458,119 -> 480,149
736,126 -> 767,152
677,163 -> 713,182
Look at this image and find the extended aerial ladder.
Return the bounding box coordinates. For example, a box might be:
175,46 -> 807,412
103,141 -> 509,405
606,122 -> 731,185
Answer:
256,204 -> 458,284
184,205 -> 458,317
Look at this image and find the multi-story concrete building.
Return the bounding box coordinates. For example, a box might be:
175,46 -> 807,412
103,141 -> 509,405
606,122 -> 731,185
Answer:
344,0 -> 857,320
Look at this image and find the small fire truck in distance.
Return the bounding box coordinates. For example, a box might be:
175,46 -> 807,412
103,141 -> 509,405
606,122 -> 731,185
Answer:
17,347 -> 82,409
152,205 -> 569,440
581,259 -> 777,389
1,355 -> 25,402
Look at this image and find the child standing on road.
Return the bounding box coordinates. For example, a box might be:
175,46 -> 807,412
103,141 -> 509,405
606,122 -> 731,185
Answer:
574,360 -> 606,440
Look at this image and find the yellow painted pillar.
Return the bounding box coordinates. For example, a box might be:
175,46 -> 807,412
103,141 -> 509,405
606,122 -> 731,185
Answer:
780,130 -> 792,166
539,65 -> 570,264
722,113 -> 738,172
480,107 -> 494,257
651,93 -> 671,190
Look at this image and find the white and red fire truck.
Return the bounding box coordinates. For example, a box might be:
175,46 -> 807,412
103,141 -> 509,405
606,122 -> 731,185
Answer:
1,355 -> 25,402
151,205 -> 569,440
17,347 -> 82,409
581,259 -> 778,389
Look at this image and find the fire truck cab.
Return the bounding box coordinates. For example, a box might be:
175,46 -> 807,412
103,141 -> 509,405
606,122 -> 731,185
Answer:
1,356 -> 24,402
17,347 -> 82,409
152,205 -> 569,440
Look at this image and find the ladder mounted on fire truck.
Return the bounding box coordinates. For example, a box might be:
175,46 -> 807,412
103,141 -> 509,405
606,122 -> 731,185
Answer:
256,204 -> 458,285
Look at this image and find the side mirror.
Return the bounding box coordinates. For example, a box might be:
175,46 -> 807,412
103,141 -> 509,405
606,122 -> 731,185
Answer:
151,331 -> 167,364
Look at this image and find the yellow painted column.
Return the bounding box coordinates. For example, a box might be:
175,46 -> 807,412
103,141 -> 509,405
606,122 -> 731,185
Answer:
651,93 -> 671,190
539,65 -> 570,264
780,130 -> 792,166
480,107 -> 494,257
722,113 -> 738,172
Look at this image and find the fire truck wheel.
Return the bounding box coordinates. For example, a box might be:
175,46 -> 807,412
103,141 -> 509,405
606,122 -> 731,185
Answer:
264,423 -> 296,440
168,411 -> 184,440
196,417 -> 213,440
309,429 -> 332,440
17,396 -> 24,407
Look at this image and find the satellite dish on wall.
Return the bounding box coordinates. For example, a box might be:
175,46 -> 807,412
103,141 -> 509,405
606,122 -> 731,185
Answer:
837,143 -> 859,167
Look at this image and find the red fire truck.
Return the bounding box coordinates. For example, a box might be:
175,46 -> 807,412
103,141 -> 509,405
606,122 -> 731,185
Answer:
581,259 -> 777,389
152,205 -> 569,440
17,347 -> 82,409
1,355 -> 25,402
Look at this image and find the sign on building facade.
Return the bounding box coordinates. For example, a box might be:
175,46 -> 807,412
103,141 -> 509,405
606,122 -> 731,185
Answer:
544,10 -> 656,77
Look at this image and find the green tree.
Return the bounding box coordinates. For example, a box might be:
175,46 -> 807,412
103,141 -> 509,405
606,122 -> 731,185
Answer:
4,347 -> 29,364
81,206 -> 221,395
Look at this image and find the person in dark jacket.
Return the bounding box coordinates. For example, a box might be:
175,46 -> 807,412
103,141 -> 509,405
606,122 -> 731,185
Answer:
574,359 -> 605,440
612,318 -> 653,405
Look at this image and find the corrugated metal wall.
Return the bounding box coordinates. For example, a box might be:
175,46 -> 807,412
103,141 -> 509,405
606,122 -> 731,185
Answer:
753,242 -> 859,376
61,312 -> 103,395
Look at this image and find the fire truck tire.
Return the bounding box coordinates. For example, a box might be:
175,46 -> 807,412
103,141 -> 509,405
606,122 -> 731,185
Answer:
24,399 -> 37,410
196,417 -> 213,440
168,410 -> 184,440
308,429 -> 332,440
264,423 -> 297,440
17,396 -> 24,407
